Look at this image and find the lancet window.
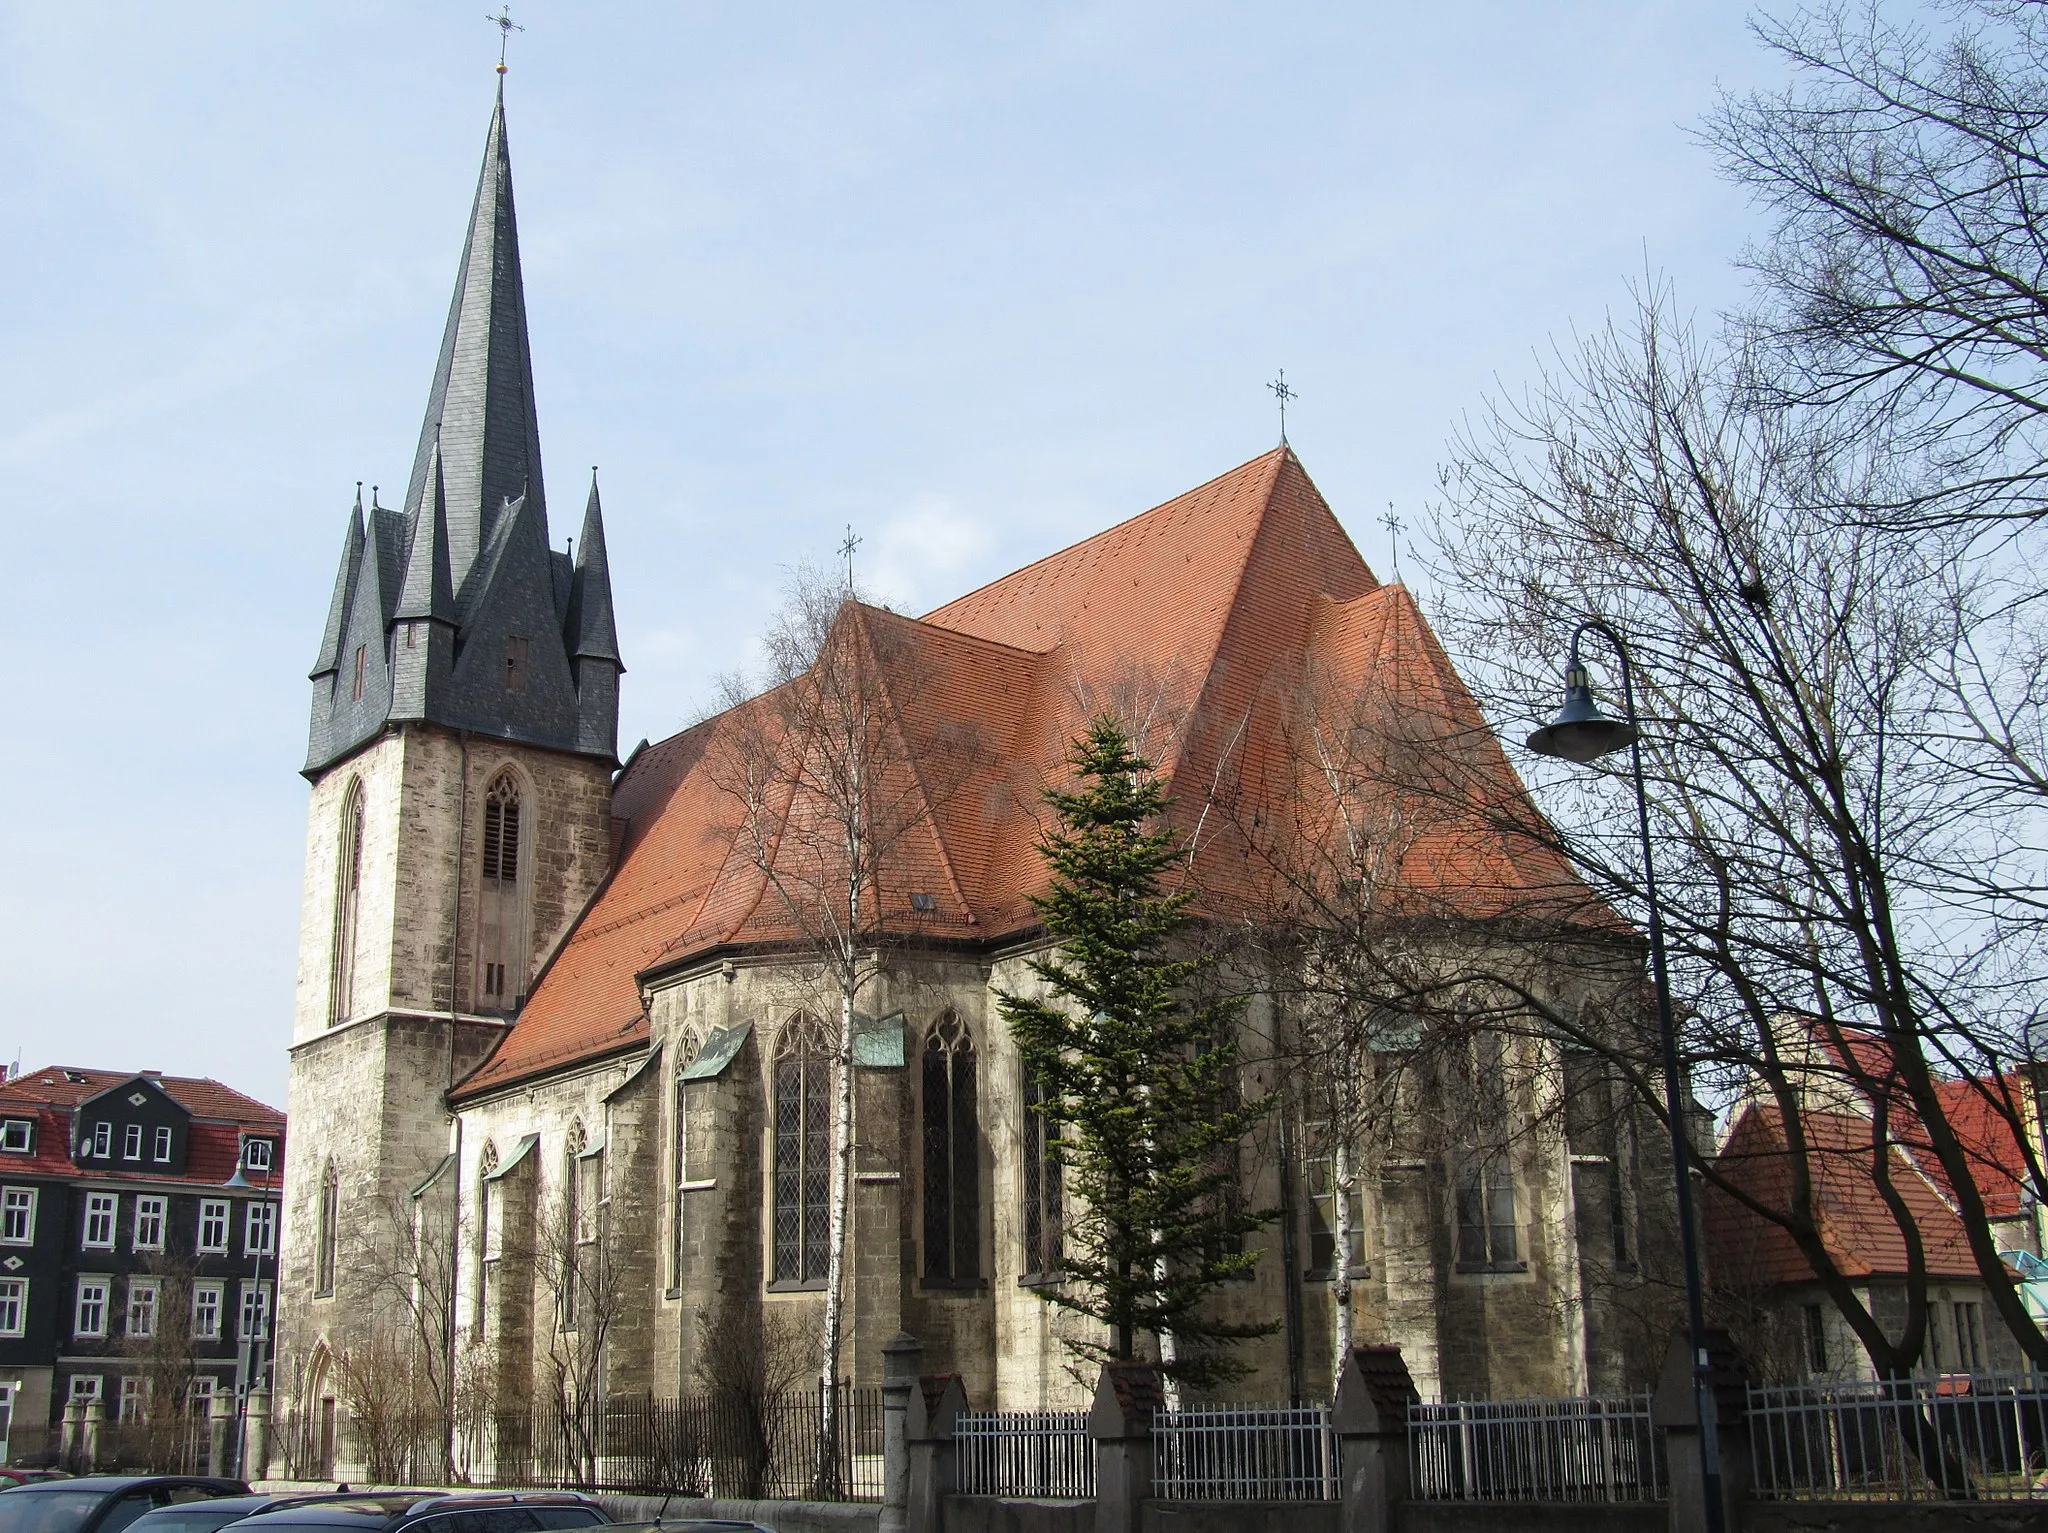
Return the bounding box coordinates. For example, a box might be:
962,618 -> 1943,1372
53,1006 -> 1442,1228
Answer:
328,779 -> 364,1027
314,1162 -> 340,1298
921,1014 -> 980,1284
478,771 -> 527,1011
772,1015 -> 834,1286
1021,1064 -> 1063,1281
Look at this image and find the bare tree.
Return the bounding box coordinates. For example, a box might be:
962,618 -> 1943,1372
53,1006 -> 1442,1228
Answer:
122,1255 -> 204,1471
711,565 -> 983,1480
692,1305 -> 820,1497
343,1187 -> 466,1480
1426,285 -> 2048,1377
523,1150 -> 632,1487
1709,0 -> 2048,531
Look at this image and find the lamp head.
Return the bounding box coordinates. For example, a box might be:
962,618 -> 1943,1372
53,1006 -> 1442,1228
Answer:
222,1167 -> 254,1190
1526,654 -> 1637,764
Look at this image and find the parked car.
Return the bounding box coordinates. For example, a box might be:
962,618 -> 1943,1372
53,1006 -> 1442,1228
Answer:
0,1478 -> 68,1491
121,1493 -> 387,1533
0,1477 -> 250,1533
225,1493 -> 607,1533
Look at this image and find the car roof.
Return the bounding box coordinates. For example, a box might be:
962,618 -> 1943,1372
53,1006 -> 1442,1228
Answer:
232,1496 -> 599,1529
6,1481 -> 245,1495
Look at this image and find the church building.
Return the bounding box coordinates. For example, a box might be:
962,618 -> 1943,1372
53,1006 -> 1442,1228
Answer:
277,89 -> 1678,1477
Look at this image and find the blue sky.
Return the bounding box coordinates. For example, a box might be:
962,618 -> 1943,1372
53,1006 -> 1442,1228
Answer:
1,3 -> 1774,1106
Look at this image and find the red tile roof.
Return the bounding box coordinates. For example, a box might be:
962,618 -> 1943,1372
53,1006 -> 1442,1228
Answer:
0,1066 -> 284,1189
453,449 -> 1599,1100
1707,1102 -> 1979,1286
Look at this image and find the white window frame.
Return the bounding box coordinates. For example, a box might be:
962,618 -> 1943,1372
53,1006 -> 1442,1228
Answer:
118,1375 -> 147,1422
122,1124 -> 142,1161
0,1119 -> 31,1154
237,1280 -> 271,1343
187,1377 -> 216,1409
68,1375 -> 102,1402
74,1277 -> 110,1339
192,1281 -> 223,1340
244,1200 -> 277,1256
0,1276 -> 26,1337
0,1187 -> 35,1245
132,1195 -> 167,1252
127,1277 -> 160,1339
83,1192 -> 117,1249
242,1138 -> 273,1173
153,1125 -> 172,1163
197,1199 -> 229,1253
90,1123 -> 111,1158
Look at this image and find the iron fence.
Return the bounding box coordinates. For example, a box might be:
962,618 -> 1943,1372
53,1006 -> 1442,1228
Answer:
1749,1372 -> 2048,1501
956,1410 -> 1095,1498
1408,1393 -> 1664,1503
456,1386 -> 883,1500
1153,1404 -> 1339,1501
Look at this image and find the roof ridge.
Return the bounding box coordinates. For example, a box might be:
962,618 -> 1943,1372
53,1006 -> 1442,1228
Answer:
921,447 -> 1289,625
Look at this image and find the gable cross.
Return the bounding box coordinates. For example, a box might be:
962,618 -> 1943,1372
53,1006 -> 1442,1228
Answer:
839,525 -> 862,593
1380,506 -> 1406,581
1267,370 -> 1298,445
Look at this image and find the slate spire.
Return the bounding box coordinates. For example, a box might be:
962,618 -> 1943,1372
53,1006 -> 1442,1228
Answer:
399,79 -> 546,600
565,470 -> 621,664
311,488 -> 366,679
394,436 -> 457,625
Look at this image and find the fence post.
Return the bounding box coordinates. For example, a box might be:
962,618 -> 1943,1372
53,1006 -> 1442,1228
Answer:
1334,1345 -> 1418,1533
82,1397 -> 104,1472
247,1386 -> 274,1482
209,1388 -> 236,1477
908,1372 -> 966,1533
1090,1363 -> 1160,1533
881,1332 -> 925,1533
59,1396 -> 83,1471
1652,1330 -> 1751,1533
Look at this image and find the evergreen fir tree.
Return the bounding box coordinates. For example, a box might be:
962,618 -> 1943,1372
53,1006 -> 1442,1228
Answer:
998,716 -> 1276,1389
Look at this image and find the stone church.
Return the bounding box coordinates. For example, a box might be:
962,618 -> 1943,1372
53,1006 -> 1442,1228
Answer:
277,89 -> 1677,1469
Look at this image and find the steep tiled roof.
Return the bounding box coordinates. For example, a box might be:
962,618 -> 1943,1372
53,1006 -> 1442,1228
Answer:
1707,1102 -> 1980,1285
0,1067 -> 284,1190
453,448 -> 1595,1100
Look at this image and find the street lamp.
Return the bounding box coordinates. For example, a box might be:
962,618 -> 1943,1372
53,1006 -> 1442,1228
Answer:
1525,620 -> 1725,1533
223,1157 -> 277,1480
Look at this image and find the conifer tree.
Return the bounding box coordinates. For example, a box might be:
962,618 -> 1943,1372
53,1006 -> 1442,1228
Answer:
999,716 -> 1275,1389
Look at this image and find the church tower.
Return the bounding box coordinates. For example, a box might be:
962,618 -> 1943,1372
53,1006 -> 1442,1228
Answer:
279,86 -> 621,1436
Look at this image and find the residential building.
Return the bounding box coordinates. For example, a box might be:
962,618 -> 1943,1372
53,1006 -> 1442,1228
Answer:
0,1066 -> 284,1465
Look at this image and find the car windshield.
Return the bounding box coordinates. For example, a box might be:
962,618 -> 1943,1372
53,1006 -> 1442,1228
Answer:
127,1508 -> 266,1533
0,1493 -> 113,1533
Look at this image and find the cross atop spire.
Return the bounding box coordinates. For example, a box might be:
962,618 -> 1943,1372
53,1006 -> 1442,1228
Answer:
487,6 -> 523,75
1267,369 -> 1297,445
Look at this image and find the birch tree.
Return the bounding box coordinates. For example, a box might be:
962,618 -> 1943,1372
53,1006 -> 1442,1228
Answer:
714,566 -> 979,1480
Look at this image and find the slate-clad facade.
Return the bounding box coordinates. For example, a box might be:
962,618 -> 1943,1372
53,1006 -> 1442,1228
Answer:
0,1067 -> 285,1466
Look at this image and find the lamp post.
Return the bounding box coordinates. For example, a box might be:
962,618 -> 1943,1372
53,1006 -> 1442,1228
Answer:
1525,619 -> 1725,1533
223,1157 -> 277,1481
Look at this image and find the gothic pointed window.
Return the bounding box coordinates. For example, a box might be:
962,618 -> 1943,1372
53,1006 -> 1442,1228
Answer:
772,1015 -> 833,1286
478,772 -> 528,1011
1021,1064 -> 1063,1282
475,1141 -> 498,1332
670,1031 -> 700,1292
921,1014 -> 980,1284
314,1163 -> 339,1298
561,1122 -> 585,1328
328,779 -> 364,1027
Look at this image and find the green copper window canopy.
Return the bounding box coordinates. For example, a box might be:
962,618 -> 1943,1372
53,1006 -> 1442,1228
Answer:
681,1022 -> 752,1081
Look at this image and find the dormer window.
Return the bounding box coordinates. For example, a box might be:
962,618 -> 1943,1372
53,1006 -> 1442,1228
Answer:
0,1120 -> 30,1154
153,1126 -> 172,1163
90,1123 -> 111,1159
505,636 -> 530,693
122,1125 -> 142,1160
243,1138 -> 274,1174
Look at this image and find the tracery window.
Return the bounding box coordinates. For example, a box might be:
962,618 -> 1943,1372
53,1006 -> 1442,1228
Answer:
475,1140 -> 498,1331
1454,1031 -> 1522,1271
1021,1064 -> 1063,1281
478,772 -> 527,1010
315,1163 -> 339,1298
772,1015 -> 834,1286
921,1014 -> 980,1284
328,778 -> 364,1027
562,1122 -> 586,1327
670,1030 -> 700,1291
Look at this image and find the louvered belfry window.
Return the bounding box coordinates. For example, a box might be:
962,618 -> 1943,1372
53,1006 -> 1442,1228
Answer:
772,1015 -> 833,1285
921,1014 -> 980,1283
328,779 -> 364,1027
1021,1064 -> 1064,1280
478,772 -> 525,1009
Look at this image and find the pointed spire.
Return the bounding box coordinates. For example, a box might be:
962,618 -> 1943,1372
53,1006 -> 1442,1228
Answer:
565,469 -> 621,664
400,81 -> 546,603
395,437 -> 457,625
311,489 -> 367,677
